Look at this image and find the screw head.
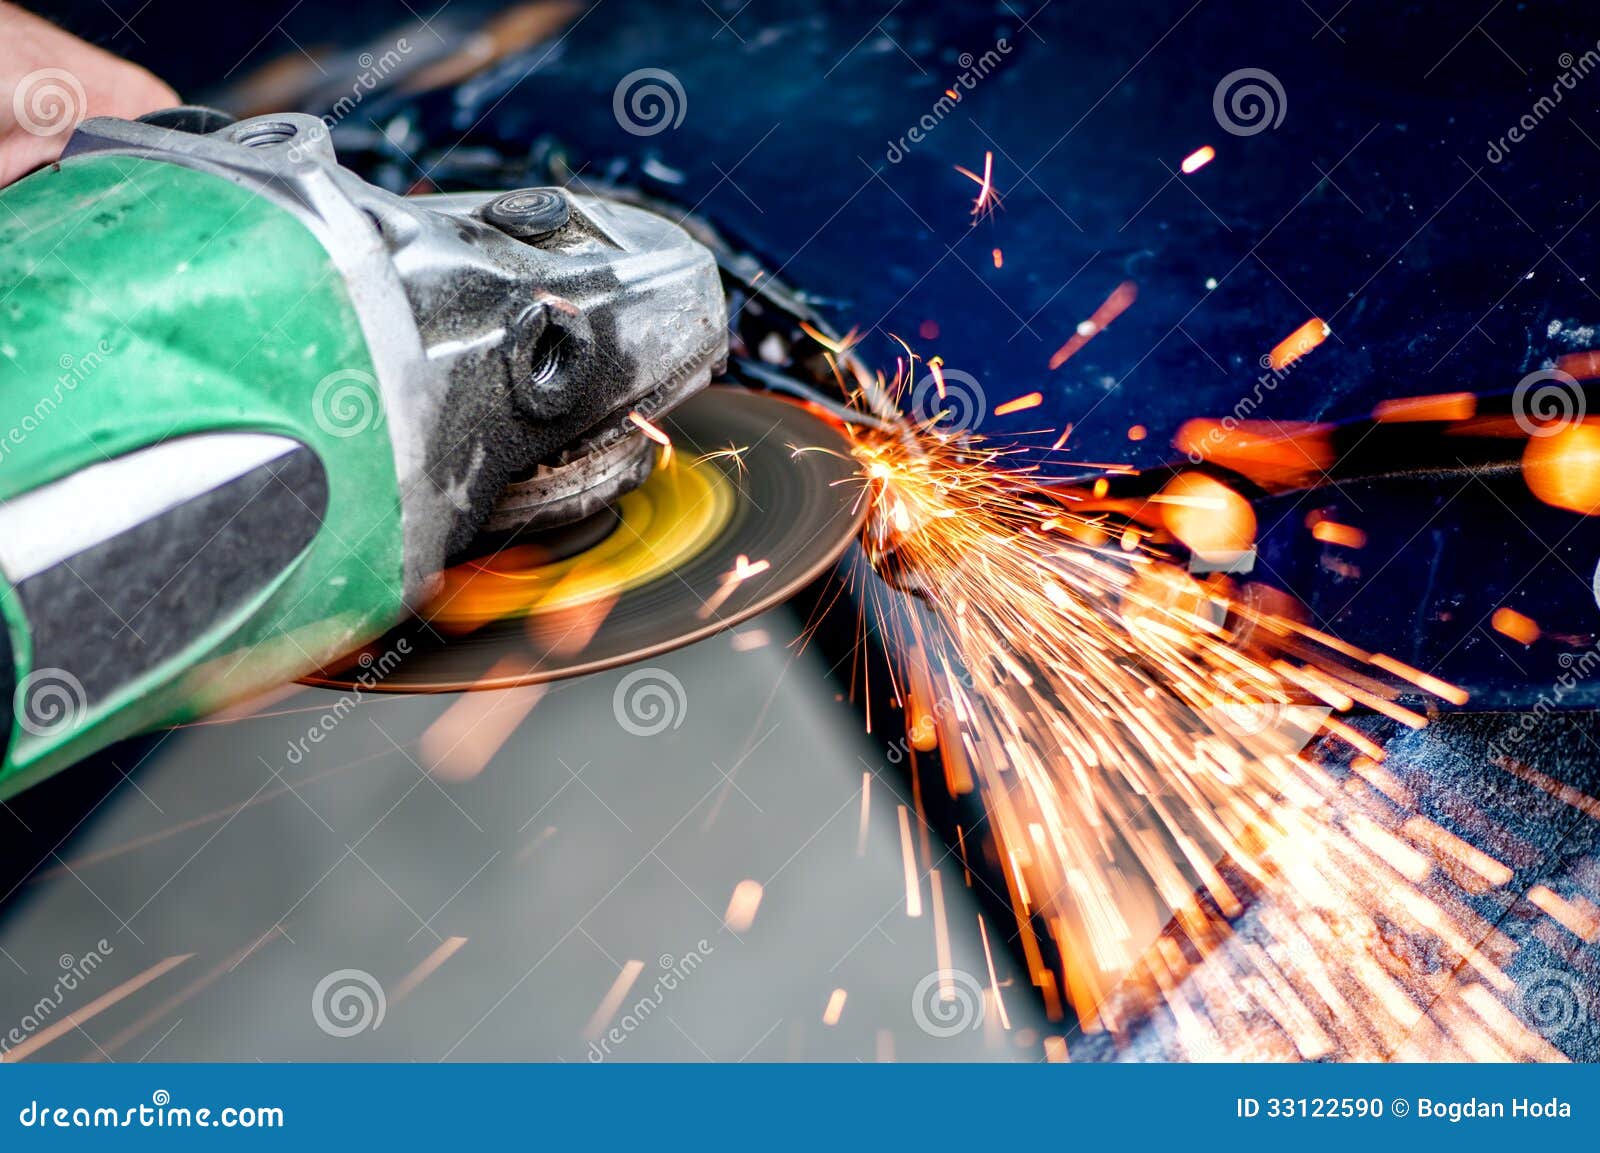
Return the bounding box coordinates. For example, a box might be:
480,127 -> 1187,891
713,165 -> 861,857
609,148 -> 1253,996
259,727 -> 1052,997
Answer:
482,188 -> 570,240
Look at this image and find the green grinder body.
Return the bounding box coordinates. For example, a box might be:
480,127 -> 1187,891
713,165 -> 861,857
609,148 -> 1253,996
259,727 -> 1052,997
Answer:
0,155 -> 406,797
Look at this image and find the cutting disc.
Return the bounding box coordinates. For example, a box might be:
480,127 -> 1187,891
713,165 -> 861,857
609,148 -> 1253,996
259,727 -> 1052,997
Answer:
304,387 -> 865,692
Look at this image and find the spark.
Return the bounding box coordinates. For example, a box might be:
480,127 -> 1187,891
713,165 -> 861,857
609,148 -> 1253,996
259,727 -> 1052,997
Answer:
724,879 -> 764,932
1049,281 -> 1138,370
628,410 -> 674,467
857,770 -> 872,857
822,988 -> 849,1025
1372,392 -> 1477,422
0,954 -> 192,1062
1490,606 -> 1540,645
832,376 -> 1587,1058
697,554 -> 772,620
799,319 -> 862,355
392,936 -> 469,1003
994,391 -> 1043,416
1309,518 -> 1367,549
1267,317 -> 1330,371
897,804 -> 923,917
582,960 -> 646,1040
420,663 -> 547,781
954,151 -> 1002,222
1181,145 -> 1216,174
978,914 -> 1013,1030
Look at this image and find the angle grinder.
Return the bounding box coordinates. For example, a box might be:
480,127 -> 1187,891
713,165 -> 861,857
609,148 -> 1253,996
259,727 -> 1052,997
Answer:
0,109 -> 863,796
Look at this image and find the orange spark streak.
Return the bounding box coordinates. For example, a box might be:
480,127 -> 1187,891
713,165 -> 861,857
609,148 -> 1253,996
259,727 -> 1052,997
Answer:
628,410 -> 673,467
994,392 -> 1043,417
856,770 -> 872,857
1181,145 -> 1216,174
724,879 -> 764,932
954,151 -> 1001,221
799,320 -> 862,355
420,664 -> 547,781
897,805 -> 923,917
1268,318 -> 1329,371
697,554 -> 772,620
1372,392 -> 1477,422
582,960 -> 645,1040
822,988 -> 849,1025
1490,607 -> 1540,645
392,936 -> 469,1003
992,247 -> 1004,268
1049,281 -> 1138,370
2,954 -> 192,1063
978,914 -> 1013,1030
1310,520 -> 1367,548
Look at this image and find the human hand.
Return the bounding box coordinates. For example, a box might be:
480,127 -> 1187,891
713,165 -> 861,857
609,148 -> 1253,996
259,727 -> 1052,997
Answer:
0,2 -> 176,186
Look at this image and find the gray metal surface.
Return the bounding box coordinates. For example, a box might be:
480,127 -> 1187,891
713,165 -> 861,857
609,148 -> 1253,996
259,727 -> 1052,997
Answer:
0,608 -> 1043,1061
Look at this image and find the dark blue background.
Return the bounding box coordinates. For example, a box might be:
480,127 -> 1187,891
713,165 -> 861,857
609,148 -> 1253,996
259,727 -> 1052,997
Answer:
39,0 -> 1600,466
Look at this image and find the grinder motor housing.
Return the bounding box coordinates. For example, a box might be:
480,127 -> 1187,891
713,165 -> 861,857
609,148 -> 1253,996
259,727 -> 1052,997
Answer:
0,111 -> 727,796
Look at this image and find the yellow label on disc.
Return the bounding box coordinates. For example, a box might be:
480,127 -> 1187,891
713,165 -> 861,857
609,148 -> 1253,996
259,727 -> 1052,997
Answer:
423,451 -> 735,627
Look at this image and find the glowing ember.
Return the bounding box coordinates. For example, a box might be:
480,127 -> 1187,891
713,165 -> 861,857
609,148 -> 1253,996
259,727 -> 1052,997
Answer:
994,391 -> 1043,417
1268,317 -> 1330,371
1490,606 -> 1541,645
954,151 -> 1002,222
627,410 -> 674,467
992,247 -> 1004,268
698,554 -> 772,619
1371,392 -> 1478,422
1522,422 -> 1600,515
822,988 -> 848,1025
1180,145 -> 1216,174
724,879 -> 764,932
1049,281 -> 1138,370
582,959 -> 645,1040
